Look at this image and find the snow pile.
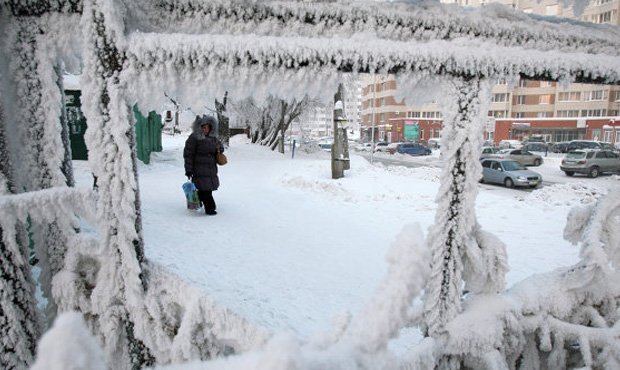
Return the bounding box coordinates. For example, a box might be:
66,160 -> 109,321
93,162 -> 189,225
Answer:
528,182 -> 608,206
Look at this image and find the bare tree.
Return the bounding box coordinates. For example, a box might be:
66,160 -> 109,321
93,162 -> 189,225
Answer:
232,95 -> 313,153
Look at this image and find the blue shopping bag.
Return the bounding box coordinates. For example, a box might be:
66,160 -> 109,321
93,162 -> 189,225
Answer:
182,181 -> 201,210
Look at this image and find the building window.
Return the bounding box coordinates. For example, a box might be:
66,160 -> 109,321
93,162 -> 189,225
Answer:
489,110 -> 507,118
537,112 -> 552,118
419,129 -> 425,140
516,95 -> 526,105
514,112 -> 525,118
586,90 -> 607,101
582,109 -> 606,117
380,113 -> 385,122
422,111 -> 440,119
540,81 -> 552,87
539,95 -> 551,104
434,129 -> 441,138
407,111 -> 420,118
496,79 -> 507,85
558,92 -> 581,101
598,11 -> 612,23
491,93 -> 508,103
557,110 -> 580,118
614,91 -> 620,102
518,79 -> 528,87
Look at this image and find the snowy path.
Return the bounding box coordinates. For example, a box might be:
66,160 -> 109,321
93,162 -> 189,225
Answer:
72,134 -> 606,340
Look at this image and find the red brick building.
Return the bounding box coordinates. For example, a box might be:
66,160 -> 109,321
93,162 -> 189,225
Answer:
493,117 -> 620,144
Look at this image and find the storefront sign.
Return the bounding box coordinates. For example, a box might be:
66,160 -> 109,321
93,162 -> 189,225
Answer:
404,121 -> 419,140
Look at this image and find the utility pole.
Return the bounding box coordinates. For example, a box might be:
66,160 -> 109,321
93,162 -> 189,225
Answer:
331,83 -> 350,179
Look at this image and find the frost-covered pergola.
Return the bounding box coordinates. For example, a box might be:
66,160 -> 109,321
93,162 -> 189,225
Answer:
1,1 -> 620,369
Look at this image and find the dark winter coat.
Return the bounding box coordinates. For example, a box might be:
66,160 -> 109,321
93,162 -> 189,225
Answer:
183,132 -> 223,191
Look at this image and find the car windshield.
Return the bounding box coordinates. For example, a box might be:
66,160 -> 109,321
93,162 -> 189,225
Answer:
502,161 -> 525,171
566,151 -> 586,159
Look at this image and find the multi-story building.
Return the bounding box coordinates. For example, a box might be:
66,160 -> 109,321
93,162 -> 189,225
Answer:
303,78 -> 363,141
359,75 -> 620,145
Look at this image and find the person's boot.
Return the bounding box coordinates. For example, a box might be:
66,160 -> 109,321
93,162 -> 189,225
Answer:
205,209 -> 217,215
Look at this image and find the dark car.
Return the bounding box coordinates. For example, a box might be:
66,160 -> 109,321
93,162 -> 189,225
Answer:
395,143 -> 432,156
522,142 -> 548,153
480,159 -> 543,188
550,141 -> 570,153
560,149 -> 620,177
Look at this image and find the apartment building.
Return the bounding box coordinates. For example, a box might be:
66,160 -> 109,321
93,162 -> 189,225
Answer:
303,78 -> 363,140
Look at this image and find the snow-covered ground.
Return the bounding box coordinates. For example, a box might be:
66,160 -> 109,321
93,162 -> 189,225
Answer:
73,134 -> 618,341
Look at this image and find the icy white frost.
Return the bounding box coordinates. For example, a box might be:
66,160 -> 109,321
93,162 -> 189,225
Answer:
0,0 -> 619,369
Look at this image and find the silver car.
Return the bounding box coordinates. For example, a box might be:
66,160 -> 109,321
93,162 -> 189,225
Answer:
479,146 -> 500,160
480,159 -> 543,188
492,149 -> 543,166
560,149 -> 620,178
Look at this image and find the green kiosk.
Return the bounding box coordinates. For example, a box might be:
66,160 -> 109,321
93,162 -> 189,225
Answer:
65,90 -> 162,164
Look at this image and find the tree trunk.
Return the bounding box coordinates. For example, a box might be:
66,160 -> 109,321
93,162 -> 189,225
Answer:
215,92 -> 230,146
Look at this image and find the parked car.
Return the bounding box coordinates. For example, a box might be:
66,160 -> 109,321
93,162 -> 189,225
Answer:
385,142 -> 401,154
498,139 -> 523,149
479,146 -> 500,160
318,142 -> 332,152
374,141 -> 389,152
393,142 -> 432,156
355,142 -> 372,152
491,149 -> 543,166
480,159 -> 543,188
566,140 -> 614,152
427,138 -> 441,149
550,141 -> 570,153
560,149 -> 620,177
522,142 -> 548,153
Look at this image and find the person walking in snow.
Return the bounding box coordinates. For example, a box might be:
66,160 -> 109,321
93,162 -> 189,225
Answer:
183,115 -> 224,215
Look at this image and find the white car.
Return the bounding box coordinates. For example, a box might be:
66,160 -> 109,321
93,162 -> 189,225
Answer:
498,139 -> 523,149
355,142 -> 372,152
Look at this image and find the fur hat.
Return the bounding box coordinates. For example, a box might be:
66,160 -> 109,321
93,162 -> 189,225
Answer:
199,115 -> 217,129
193,115 -> 218,133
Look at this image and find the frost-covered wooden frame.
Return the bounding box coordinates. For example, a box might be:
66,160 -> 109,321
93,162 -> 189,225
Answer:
1,0 -> 619,369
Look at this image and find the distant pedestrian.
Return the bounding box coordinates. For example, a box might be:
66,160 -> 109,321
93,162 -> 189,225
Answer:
183,115 -> 224,215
